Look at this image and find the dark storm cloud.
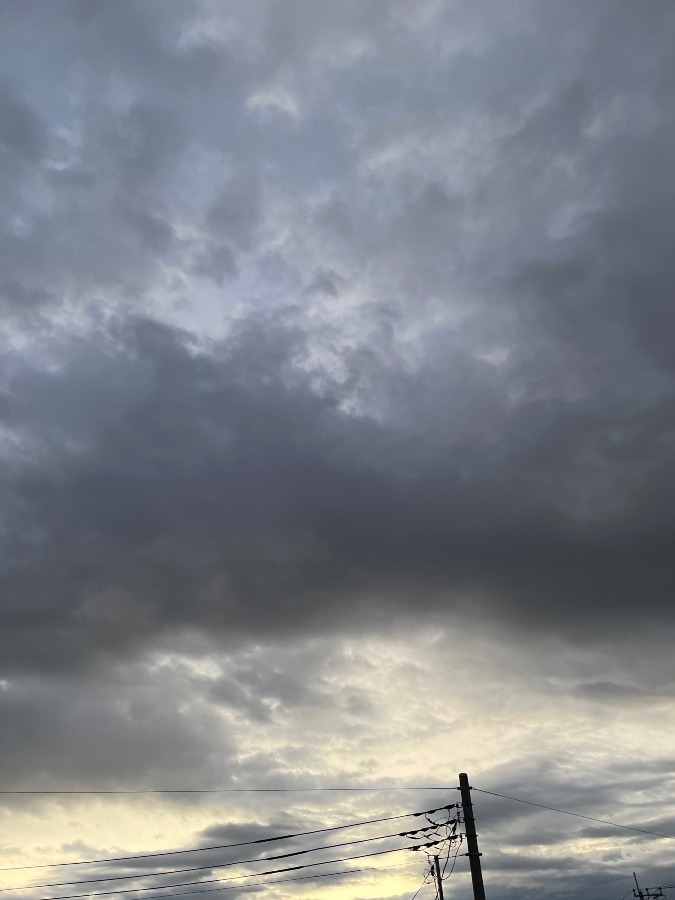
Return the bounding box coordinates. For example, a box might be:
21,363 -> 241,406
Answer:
1,292 -> 675,678
208,658 -> 322,723
0,636 -> 363,794
475,753 -> 675,850
0,659 -> 235,792
0,83 -> 46,161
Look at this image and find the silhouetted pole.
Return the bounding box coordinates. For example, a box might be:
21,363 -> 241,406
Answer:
433,855 -> 445,900
633,873 -> 664,900
459,773 -> 486,900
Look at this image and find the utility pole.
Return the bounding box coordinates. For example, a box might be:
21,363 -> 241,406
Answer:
633,873 -> 664,900
458,773 -> 487,900
432,855 -> 445,900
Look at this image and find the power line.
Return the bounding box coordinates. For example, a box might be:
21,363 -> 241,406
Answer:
0,787 -> 453,795
473,788 -> 674,840
442,836 -> 462,879
9,826 -> 448,892
409,867 -> 432,900
82,861 -> 413,900
0,804 -> 457,872
85,861 -> 414,900
35,843 -> 445,900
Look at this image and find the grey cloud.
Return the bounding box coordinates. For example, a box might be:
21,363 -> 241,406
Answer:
385,182 -> 464,270
192,244 -> 238,285
1,301 -> 675,676
198,816 -> 311,847
0,83 -> 46,161
208,659 -> 324,723
0,638 -> 326,798
486,849 -> 576,873
205,176 -> 261,252
616,758 -> 675,777
575,681 -> 652,702
67,0 -> 231,95
305,269 -> 341,297
0,4 -> 260,320
0,104 -> 188,316
191,172 -> 262,284
0,663 -> 234,792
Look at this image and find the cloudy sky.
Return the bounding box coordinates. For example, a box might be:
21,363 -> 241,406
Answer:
1,2 -> 675,899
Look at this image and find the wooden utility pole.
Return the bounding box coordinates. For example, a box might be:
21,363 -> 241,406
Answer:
458,773 -> 487,900
433,855 -> 445,900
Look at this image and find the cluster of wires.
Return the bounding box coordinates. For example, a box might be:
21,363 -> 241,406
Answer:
2,803 -> 462,900
407,806 -> 464,900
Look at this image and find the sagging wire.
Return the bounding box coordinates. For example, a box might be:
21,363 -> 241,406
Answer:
442,834 -> 463,878
5,803 -> 460,873
419,806 -> 460,839
414,809 -> 463,897
423,804 -> 459,829
409,863 -> 433,900
438,812 -> 462,877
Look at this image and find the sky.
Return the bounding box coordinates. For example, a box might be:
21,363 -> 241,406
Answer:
1,2 -> 675,899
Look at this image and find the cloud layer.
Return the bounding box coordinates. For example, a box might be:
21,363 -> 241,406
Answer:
2,3 -> 675,899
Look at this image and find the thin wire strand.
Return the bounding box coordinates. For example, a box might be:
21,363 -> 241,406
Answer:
62,861 -> 412,900
10,827 -> 438,892
36,843 -> 444,900
0,788 -> 453,795
473,788 -> 674,840
442,836 -> 462,879
409,867 -> 432,900
94,861 -> 414,900
0,804 -> 457,872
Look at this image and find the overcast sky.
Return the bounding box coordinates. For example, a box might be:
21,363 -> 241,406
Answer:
1,2 -> 675,899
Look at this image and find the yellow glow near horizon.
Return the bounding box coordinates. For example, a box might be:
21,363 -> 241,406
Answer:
2,629 -> 674,900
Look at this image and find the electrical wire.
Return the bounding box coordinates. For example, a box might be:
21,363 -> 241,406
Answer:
86,860 -> 414,900
0,788 -> 454,795
8,827 -> 440,892
433,815 -> 460,878
408,866 -> 432,900
0,804 -> 457,872
442,835 -> 462,879
35,843 -> 444,900
473,788 -> 674,840
417,818 -> 461,900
